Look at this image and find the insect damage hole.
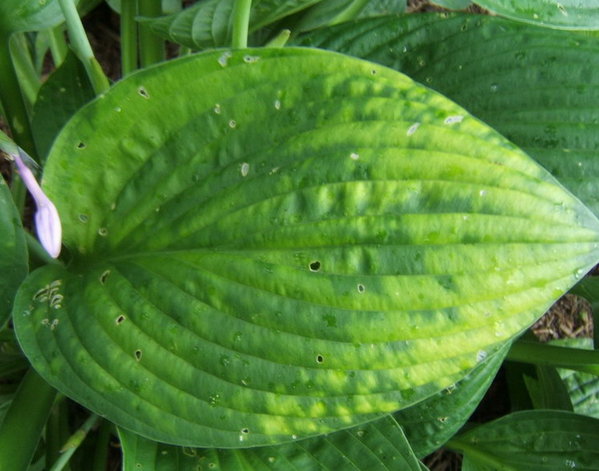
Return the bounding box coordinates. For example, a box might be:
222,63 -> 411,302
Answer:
76,141 -> 86,150
99,270 -> 111,284
138,86 -> 150,99
316,354 -> 324,364
115,314 -> 126,325
309,261 -> 321,272
357,283 -> 366,293
134,349 -> 143,361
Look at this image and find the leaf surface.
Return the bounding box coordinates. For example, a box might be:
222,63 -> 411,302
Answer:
451,410 -> 599,470
12,48 -> 599,447
474,0 -> 599,30
0,0 -> 67,36
296,14 -> 599,216
396,342 -> 508,457
0,173 -> 28,327
119,415 -> 422,471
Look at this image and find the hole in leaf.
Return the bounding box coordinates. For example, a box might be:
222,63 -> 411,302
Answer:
134,349 -> 142,361
99,270 -> 111,284
98,227 -> 108,237
316,354 -> 324,363
241,428 -> 249,434
357,283 -> 365,293
115,314 -> 126,325
309,261 -> 321,272
138,87 -> 150,99
76,141 -> 86,149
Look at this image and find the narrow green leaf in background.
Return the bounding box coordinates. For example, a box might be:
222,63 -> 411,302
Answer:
450,410 -> 599,470
0,169 -> 28,327
119,415 -> 423,471
396,342 -> 509,458
13,48 -> 599,447
296,14 -> 599,217
31,50 -> 95,160
474,0 -> 599,30
523,366 -> 573,411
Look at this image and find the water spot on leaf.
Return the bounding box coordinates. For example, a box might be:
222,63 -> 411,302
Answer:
134,349 -> 142,361
218,51 -> 232,67
356,430 -> 365,437
444,115 -> 464,125
240,162 -> 249,177
407,122 -> 420,136
350,152 -> 360,160
479,189 -> 487,197
137,87 -> 150,99
228,119 -> 237,129
476,350 -> 487,363
490,83 -> 498,92
268,457 -> 276,463
274,99 -> 281,110
309,260 -> 321,272
220,355 -> 230,367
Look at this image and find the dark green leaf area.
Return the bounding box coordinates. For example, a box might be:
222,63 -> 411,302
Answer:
452,410 -> 599,470
296,14 -> 599,217
0,175 -> 28,326
13,48 -> 599,447
31,50 -> 95,160
396,342 -> 508,458
119,415 -> 422,470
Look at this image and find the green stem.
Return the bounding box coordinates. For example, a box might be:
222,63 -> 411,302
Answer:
0,369 -> 57,471
138,0 -> 165,67
231,0 -> 252,48
91,419 -> 112,471
0,34 -> 37,156
47,26 -> 68,66
9,34 -> 41,109
330,0 -> 369,25
508,340 -> 599,376
58,0 -> 110,95
265,29 -> 290,48
49,414 -> 101,471
120,0 -> 138,75
447,438 -> 518,471
46,397 -> 69,469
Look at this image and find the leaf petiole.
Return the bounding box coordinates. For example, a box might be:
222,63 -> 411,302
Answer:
231,0 -> 252,48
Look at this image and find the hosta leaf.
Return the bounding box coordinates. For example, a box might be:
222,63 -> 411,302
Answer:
474,0 -> 599,30
119,415 -> 422,470
294,0 -> 407,32
0,169 -> 28,327
432,0 -> 472,9
0,0 -> 68,36
451,410 -> 599,470
31,50 -> 95,160
13,48 -> 599,447
144,0 -> 322,50
396,342 -> 509,458
296,14 -> 599,216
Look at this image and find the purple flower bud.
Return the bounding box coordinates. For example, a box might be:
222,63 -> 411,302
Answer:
13,150 -> 62,258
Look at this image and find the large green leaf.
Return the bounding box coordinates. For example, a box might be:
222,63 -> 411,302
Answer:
451,410 -> 599,470
0,170 -> 28,327
0,0 -> 69,36
296,14 -> 599,217
396,342 -> 509,458
143,0 -> 322,49
474,0 -> 599,30
119,415 -> 423,471
12,48 -> 599,447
